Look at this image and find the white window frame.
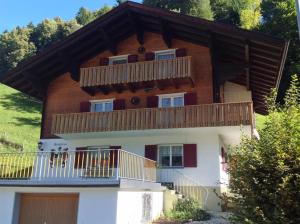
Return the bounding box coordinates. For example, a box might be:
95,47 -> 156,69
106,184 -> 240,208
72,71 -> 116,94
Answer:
158,144 -> 184,168
90,99 -> 114,112
158,92 -> 185,108
155,49 -> 176,60
109,55 -> 129,65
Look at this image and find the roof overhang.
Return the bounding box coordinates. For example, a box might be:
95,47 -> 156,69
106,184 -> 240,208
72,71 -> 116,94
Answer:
0,1 -> 289,114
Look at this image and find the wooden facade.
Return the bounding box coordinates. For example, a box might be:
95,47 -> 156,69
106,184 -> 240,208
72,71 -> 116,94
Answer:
51,102 -> 253,135
42,32 -> 213,138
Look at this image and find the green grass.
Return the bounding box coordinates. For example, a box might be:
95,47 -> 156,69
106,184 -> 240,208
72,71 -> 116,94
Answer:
0,84 -> 41,152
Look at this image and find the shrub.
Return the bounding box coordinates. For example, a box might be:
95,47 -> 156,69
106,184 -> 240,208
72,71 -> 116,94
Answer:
228,75 -> 300,224
165,198 -> 210,222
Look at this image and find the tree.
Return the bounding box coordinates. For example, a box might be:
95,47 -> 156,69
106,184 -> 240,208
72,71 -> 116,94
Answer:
211,0 -> 261,29
0,27 -> 36,74
143,0 -> 213,20
259,0 -> 300,103
75,7 -> 96,26
228,75 -> 300,223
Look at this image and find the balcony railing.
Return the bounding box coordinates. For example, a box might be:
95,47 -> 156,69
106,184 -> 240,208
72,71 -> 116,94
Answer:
80,56 -> 193,88
52,102 -> 253,135
0,149 -> 156,185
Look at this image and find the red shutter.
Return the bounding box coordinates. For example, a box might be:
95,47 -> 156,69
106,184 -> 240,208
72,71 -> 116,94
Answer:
128,54 -> 138,63
146,96 -> 159,108
176,48 -> 187,57
145,145 -> 157,161
74,147 -> 87,168
110,146 -> 121,168
80,101 -> 91,112
184,92 -> 197,105
99,57 -> 109,66
145,52 -> 155,61
113,99 -> 126,110
183,144 -> 197,167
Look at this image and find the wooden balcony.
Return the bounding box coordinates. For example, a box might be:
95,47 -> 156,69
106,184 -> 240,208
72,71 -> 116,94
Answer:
80,56 -> 194,94
51,102 -> 254,135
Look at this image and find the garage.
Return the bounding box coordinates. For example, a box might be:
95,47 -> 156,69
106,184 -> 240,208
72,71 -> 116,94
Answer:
18,193 -> 79,224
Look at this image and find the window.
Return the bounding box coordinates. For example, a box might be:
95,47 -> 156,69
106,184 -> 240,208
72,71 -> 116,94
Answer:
109,55 -> 128,65
155,49 -> 176,60
158,145 -> 183,167
159,93 -> 184,108
90,99 -> 113,112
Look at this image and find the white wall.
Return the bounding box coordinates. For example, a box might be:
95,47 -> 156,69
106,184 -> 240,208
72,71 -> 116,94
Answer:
116,191 -> 163,224
77,189 -> 118,224
0,187 -> 163,224
68,131 -> 221,187
218,136 -> 229,187
0,189 -> 15,224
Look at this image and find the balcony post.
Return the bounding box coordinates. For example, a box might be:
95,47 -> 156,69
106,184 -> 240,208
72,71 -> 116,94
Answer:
116,149 -> 120,180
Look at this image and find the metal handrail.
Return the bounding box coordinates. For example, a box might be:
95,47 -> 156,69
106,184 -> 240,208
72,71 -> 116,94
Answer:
0,149 -> 157,183
157,168 -> 209,209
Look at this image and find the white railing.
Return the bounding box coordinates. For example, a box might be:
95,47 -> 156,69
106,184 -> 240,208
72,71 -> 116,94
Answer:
0,149 -> 156,184
157,169 -> 209,209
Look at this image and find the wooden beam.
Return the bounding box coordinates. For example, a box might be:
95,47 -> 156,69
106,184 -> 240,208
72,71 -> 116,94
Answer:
22,71 -> 47,95
127,11 -> 144,45
245,41 -> 250,90
99,27 -> 117,55
160,18 -> 172,48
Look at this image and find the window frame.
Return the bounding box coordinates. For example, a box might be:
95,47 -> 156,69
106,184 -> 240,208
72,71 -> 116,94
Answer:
158,144 -> 184,168
154,49 -> 176,61
109,55 -> 129,65
90,99 -> 114,112
158,93 -> 185,108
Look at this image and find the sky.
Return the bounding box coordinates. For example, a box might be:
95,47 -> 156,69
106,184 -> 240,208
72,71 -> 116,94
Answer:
0,0 -> 141,32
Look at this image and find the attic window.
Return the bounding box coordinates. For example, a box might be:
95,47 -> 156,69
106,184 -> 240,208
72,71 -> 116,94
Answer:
109,55 -> 128,65
155,49 -> 176,60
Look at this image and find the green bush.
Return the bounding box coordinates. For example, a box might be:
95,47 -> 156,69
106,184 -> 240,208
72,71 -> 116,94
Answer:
228,75 -> 300,224
166,198 -> 210,222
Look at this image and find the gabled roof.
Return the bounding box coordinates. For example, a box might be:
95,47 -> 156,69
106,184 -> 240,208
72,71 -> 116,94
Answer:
0,1 -> 289,114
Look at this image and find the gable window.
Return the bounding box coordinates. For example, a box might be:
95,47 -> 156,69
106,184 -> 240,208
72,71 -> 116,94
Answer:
158,145 -> 183,168
90,99 -> 114,112
159,93 -> 184,108
109,55 -> 128,65
155,49 -> 176,60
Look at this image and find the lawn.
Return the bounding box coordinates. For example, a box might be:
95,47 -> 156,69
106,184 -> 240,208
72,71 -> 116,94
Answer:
0,84 -> 41,152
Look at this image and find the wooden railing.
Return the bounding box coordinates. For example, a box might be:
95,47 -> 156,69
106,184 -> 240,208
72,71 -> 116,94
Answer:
51,102 -> 253,134
80,56 -> 193,87
0,149 -> 156,184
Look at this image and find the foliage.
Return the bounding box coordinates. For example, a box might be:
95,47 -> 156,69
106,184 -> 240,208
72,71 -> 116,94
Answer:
0,5 -> 111,75
0,27 -> 36,74
228,74 -> 300,223
165,198 -> 210,222
0,84 -> 41,152
143,0 -> 213,20
211,0 -> 261,29
76,6 -> 111,26
259,0 -> 300,103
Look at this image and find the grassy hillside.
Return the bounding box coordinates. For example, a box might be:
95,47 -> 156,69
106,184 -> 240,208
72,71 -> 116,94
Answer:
0,84 -> 41,152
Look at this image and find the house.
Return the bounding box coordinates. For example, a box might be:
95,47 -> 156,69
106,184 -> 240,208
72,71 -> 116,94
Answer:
0,1 -> 288,224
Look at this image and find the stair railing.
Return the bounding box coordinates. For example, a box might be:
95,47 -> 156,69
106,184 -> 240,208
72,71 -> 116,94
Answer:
157,168 -> 209,209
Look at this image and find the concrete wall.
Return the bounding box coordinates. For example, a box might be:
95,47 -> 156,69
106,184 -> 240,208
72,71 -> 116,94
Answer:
0,187 -> 163,224
0,189 -> 15,224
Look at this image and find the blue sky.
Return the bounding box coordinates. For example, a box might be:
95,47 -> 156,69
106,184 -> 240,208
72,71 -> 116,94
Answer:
0,0 -> 141,32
